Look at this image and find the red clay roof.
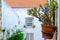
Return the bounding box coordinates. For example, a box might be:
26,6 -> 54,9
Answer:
6,0 -> 47,7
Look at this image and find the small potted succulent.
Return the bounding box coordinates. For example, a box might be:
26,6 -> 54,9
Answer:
27,0 -> 58,39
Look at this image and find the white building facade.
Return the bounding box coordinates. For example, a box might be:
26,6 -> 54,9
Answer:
2,0 -> 44,40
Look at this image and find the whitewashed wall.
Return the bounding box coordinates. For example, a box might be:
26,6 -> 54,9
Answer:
57,0 -> 60,40
2,0 -> 44,40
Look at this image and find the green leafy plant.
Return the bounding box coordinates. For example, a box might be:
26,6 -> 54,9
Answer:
6,29 -> 25,40
27,0 -> 58,26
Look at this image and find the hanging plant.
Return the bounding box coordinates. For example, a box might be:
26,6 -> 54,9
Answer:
27,0 -> 58,26
27,0 -> 58,39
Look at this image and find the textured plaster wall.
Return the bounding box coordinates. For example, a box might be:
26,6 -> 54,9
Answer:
57,0 -> 60,40
2,0 -> 44,40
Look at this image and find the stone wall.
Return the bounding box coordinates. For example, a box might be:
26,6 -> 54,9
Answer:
0,0 -> 3,40
0,0 -> 2,32
0,0 -> 2,26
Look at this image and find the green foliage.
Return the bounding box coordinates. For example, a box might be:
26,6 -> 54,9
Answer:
27,0 -> 58,26
6,29 -> 25,40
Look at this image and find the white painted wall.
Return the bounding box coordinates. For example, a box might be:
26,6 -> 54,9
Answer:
57,0 -> 60,40
13,8 -> 44,40
2,0 -> 44,40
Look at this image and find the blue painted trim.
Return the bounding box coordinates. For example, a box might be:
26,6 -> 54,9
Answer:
44,38 -> 46,40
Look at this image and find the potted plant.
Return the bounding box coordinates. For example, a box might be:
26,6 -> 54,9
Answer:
27,0 -> 58,39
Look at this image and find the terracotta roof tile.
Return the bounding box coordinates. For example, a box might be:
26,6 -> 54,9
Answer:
6,0 -> 47,7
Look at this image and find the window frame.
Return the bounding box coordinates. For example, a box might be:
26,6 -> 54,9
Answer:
26,33 -> 34,40
25,17 -> 34,28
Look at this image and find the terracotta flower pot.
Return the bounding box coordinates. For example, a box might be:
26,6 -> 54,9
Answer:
41,23 -> 57,39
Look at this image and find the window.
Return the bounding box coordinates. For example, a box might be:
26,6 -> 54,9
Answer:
26,33 -> 34,40
25,17 -> 33,28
